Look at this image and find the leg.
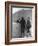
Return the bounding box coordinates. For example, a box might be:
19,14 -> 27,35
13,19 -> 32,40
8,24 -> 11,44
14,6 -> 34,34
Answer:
27,28 -> 30,33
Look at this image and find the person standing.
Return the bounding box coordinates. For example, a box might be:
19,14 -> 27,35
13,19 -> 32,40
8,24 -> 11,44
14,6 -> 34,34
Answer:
17,17 -> 26,37
20,17 -> 26,37
26,17 -> 31,33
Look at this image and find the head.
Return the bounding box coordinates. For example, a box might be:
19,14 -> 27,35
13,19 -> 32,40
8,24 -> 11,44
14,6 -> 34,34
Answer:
21,17 -> 24,20
27,17 -> 30,20
18,18 -> 20,21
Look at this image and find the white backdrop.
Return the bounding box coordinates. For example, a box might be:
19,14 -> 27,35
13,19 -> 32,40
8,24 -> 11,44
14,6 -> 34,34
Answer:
0,0 -> 38,46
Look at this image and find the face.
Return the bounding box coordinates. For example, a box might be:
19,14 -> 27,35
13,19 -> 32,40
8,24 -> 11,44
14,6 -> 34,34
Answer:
27,17 -> 30,20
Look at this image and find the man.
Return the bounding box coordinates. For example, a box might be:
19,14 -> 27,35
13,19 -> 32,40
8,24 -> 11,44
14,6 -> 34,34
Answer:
17,17 -> 26,37
26,17 -> 31,33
